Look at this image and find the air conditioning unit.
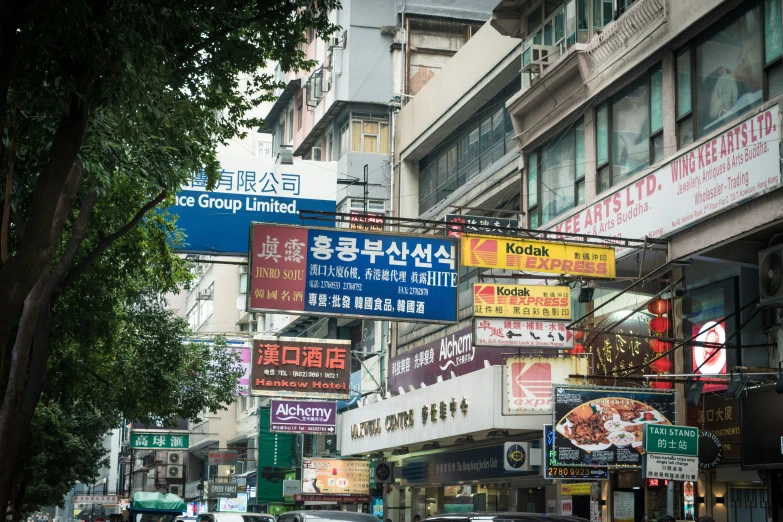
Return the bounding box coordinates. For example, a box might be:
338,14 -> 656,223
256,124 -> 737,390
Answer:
167,465 -> 184,479
373,462 -> 394,484
521,44 -> 561,74
759,245 -> 783,306
168,452 -> 183,465
169,485 -> 183,496
155,451 -> 167,464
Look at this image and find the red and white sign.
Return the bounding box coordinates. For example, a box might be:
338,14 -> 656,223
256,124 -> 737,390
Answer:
561,499 -> 573,516
503,357 -> 586,414
474,318 -> 573,348
693,321 -> 727,391
72,496 -> 119,505
547,107 -> 781,255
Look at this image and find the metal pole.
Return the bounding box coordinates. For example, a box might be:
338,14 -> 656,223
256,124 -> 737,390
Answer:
364,164 -> 369,216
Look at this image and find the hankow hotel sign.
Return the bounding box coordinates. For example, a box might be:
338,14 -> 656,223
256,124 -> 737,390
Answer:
251,336 -> 351,399
545,106 -> 781,255
173,154 -> 337,255
249,223 -> 459,323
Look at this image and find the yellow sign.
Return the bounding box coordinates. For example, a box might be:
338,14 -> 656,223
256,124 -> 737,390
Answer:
461,235 -> 616,278
561,483 -> 592,496
473,284 -> 571,319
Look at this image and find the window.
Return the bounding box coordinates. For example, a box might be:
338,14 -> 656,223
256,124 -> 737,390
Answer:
527,118 -> 585,228
418,79 -> 520,214
312,146 -> 322,161
287,108 -> 294,144
256,138 -> 272,158
677,1 -> 782,144
198,283 -> 214,326
337,114 -> 390,154
325,132 -> 333,161
239,272 -> 248,294
187,305 -> 198,331
595,64 -> 663,192
338,119 -> 350,158
297,96 -> 303,130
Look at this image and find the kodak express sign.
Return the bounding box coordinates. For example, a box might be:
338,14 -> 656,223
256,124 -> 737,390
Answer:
473,284 -> 571,319
461,235 -> 616,278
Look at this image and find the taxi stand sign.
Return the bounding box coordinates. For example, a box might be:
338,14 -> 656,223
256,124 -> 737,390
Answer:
461,235 -> 616,278
643,424 -> 699,482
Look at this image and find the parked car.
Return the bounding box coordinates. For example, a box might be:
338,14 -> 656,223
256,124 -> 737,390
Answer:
424,514 -> 588,522
196,513 -> 275,522
277,512 -> 378,522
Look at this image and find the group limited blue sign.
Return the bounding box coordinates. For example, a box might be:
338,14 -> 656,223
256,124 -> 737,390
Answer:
173,154 -> 337,254
249,224 -> 460,323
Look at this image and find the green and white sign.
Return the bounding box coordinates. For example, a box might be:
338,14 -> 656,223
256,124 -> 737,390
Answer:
130,432 -> 189,449
644,424 -> 698,456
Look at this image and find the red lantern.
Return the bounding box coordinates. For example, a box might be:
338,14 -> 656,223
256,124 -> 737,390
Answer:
649,338 -> 671,353
647,299 -> 671,316
649,316 -> 670,334
568,343 -> 585,355
650,356 -> 673,374
650,381 -> 674,389
574,330 -> 585,340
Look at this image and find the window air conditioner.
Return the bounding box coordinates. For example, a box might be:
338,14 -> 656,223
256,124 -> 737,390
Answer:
167,465 -> 184,479
168,451 -> 183,465
169,485 -> 183,496
521,44 -> 560,74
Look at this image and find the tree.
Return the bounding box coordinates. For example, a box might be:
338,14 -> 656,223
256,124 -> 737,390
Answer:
0,0 -> 341,513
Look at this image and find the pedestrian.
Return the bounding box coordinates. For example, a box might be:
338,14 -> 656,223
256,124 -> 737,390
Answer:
414,516 -> 421,522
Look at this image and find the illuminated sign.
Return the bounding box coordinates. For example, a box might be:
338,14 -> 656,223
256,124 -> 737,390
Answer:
461,235 -> 616,278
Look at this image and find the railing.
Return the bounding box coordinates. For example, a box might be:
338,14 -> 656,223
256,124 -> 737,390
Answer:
586,0 -> 666,64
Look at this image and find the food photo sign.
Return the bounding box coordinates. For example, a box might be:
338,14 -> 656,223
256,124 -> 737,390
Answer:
552,386 -> 676,467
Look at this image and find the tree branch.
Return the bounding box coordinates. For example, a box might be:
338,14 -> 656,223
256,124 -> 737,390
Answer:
1,103 -> 19,263
60,189 -> 167,291
50,191 -> 98,290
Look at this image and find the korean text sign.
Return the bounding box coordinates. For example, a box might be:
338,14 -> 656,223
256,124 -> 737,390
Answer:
301,458 -> 370,495
251,336 -> 351,399
552,386 -> 675,467
173,155 -> 337,255
249,223 -> 459,323
461,235 -> 616,278
473,284 -> 571,319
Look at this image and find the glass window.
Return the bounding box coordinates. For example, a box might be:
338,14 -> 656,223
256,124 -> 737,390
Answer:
695,5 -> 763,137
678,116 -> 694,147
577,0 -> 589,43
566,0 -> 576,47
538,120 -> 583,224
363,121 -> 378,152
437,155 -> 448,187
650,64 -> 663,133
612,77 -> 650,183
492,108 -> 505,144
596,103 -> 608,166
351,121 -> 362,151
528,150 -> 538,209
555,9 -> 564,43
544,21 -> 553,45
297,97 -> 303,129
380,123 -> 389,154
769,63 -> 783,98
676,49 -> 692,118
447,145 -> 457,181
575,120 -> 585,180
653,133 -> 664,163
528,4 -> 543,35
468,128 -> 479,162
287,109 -> 294,143
594,0 -> 612,30
765,0 -> 782,63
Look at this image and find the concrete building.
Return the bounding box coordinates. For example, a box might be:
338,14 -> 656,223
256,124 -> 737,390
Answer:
383,0 -> 783,521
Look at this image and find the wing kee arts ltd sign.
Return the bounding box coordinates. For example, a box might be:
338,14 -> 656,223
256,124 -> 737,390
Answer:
546,107 -> 781,254
174,155 -> 337,255
462,235 -> 616,278
251,337 -> 351,399
249,223 -> 459,323
553,386 -> 676,468
389,326 -> 504,393
473,284 -> 571,319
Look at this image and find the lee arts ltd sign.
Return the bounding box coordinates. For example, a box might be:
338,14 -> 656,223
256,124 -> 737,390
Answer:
249,223 -> 459,323
173,154 -> 337,254
545,106 -> 781,255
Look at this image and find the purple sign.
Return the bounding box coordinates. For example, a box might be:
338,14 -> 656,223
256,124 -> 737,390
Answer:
269,399 -> 337,434
389,326 -> 503,394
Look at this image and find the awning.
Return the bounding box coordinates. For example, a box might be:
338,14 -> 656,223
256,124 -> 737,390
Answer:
292,101 -> 346,157
257,79 -> 301,133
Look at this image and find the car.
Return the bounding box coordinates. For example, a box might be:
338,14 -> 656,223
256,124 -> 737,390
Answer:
196,513 -> 275,522
277,511 -> 378,522
176,517 -> 197,522
423,513 -> 588,522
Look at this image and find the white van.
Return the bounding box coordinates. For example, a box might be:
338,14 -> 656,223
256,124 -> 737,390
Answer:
196,513 -> 275,522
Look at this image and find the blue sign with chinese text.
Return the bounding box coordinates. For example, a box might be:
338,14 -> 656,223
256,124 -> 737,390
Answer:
172,154 -> 337,255
249,224 -> 460,323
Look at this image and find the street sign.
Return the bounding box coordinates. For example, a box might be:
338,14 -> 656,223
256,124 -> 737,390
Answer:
645,453 -> 698,481
129,432 -> 188,450
475,318 -> 573,348
644,424 -> 698,456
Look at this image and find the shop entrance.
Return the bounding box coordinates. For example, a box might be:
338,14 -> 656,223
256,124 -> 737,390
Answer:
730,488 -> 769,522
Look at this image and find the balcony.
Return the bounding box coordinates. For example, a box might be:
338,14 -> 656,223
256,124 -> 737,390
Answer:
585,0 -> 666,69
